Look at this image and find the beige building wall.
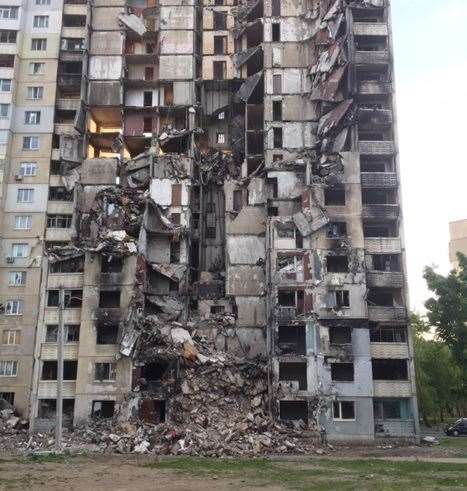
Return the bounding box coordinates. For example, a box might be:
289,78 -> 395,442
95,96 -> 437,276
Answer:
449,219 -> 467,270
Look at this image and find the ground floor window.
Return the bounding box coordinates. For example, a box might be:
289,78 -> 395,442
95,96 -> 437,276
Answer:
373,398 -> 412,420
333,400 -> 356,421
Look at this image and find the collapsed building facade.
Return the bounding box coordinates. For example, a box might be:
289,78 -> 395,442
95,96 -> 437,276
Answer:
0,0 -> 419,441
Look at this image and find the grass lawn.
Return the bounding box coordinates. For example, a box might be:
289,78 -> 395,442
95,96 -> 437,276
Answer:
149,456 -> 467,490
439,436 -> 467,457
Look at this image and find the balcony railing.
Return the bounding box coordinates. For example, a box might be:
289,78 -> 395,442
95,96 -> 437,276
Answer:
367,271 -> 404,288
361,172 -> 397,188
359,140 -> 395,155
355,50 -> 390,64
368,305 -> 407,322
362,204 -> 400,220
358,80 -> 392,95
353,22 -> 389,37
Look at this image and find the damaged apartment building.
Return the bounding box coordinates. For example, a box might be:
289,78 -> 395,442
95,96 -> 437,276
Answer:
0,0 -> 419,441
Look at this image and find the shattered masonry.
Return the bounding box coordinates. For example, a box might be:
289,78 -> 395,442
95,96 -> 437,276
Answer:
0,0 -> 418,447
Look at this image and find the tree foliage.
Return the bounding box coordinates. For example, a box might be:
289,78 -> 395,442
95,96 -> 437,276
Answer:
412,312 -> 464,424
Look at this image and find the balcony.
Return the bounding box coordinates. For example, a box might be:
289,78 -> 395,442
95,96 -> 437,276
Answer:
359,140 -> 395,155
51,148 -> 60,161
54,123 -> 76,135
358,108 -> 393,126
367,271 -> 404,289
362,204 -> 399,220
361,172 -> 397,188
45,228 -> 72,241
47,272 -> 84,289
64,3 -> 87,15
276,306 -> 297,322
353,22 -> 388,37
38,380 -> 76,398
40,343 -> 79,360
359,80 -> 392,95
368,305 -> 407,322
364,238 -> 401,254
56,98 -> 80,111
370,343 -> 409,359
58,74 -> 81,88
355,50 -> 390,65
373,380 -> 412,398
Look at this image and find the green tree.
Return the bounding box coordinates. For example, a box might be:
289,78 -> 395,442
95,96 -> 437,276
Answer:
412,313 -> 463,425
423,253 -> 467,377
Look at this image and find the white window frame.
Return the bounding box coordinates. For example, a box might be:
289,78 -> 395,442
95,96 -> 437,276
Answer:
3,330 -> 20,345
0,7 -> 18,19
31,38 -> 47,51
94,362 -> 117,382
27,86 -> 43,100
8,271 -> 26,286
29,62 -> 44,75
25,111 -> 40,125
20,162 -> 37,176
22,136 -> 39,150
0,361 -> 18,377
0,103 -> 9,118
12,243 -> 29,258
216,132 -> 225,144
17,188 -> 34,203
33,15 -> 49,28
5,299 -> 23,315
14,215 -> 32,230
0,79 -> 11,92
333,400 -> 356,421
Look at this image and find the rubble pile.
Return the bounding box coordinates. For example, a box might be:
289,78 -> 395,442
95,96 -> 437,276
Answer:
0,324 -> 324,457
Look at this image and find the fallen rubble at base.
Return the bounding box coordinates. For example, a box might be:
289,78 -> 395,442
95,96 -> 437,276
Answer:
1,323 -> 325,457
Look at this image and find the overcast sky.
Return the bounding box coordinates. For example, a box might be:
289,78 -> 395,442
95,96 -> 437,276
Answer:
390,0 -> 467,311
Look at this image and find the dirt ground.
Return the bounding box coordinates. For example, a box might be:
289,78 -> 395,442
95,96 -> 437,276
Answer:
0,442 -> 466,491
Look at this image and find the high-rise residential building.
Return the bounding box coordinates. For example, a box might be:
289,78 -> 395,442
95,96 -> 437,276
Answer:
449,219 -> 467,270
0,0 -> 419,441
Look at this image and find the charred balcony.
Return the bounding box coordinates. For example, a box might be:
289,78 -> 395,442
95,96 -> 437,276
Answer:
361,172 -> 397,188
358,107 -> 393,127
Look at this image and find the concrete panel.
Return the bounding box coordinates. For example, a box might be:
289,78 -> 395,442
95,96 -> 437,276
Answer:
227,236 -> 265,265
159,31 -> 194,54
226,266 -> 265,296
160,6 -> 195,30
90,31 -> 123,55
159,55 -> 194,80
235,297 -> 266,328
92,7 -> 124,30
227,206 -> 267,236
89,57 -> 122,80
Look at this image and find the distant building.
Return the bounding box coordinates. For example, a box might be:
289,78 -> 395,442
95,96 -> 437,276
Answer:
449,219 -> 467,270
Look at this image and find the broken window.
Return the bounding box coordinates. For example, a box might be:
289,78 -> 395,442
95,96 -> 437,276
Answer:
367,288 -> 395,307
266,177 -> 278,199
141,362 -> 168,382
279,400 -> 308,424
354,35 -> 387,51
278,325 -> 306,355
143,91 -> 153,107
279,362 -> 307,390
362,189 -> 397,205
268,207 -> 278,217
233,189 -> 243,212
271,0 -> 281,16
214,35 -> 227,54
45,324 -> 79,343
272,22 -> 281,42
170,240 -> 181,263
91,400 -> 115,419
324,188 -> 345,206
49,257 -> 84,274
327,222 -> 347,238
372,254 -> 401,272
272,100 -> 282,121
326,255 -> 349,273
144,67 -> 154,81
360,157 -> 393,173
370,324 -> 407,343
171,184 -> 182,206
94,362 -> 116,381
49,187 -> 73,201
0,392 -> 14,405
331,363 -> 354,382
101,256 -> 123,273
373,399 -> 408,420
213,11 -> 227,30
216,132 -> 225,144
96,324 -> 119,345
213,60 -> 226,80
273,74 -> 282,94
47,214 -> 72,229
329,326 -> 351,345
363,222 -> 398,238
352,7 -> 384,23
143,117 -> 152,132
273,127 -> 282,148
372,359 -> 408,380
333,400 -> 355,420
47,289 -> 82,308
99,290 -> 121,308
163,83 -> 174,105
37,399 -> 57,419
41,361 -> 77,380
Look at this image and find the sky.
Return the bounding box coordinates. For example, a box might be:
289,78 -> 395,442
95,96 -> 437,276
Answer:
390,0 -> 467,311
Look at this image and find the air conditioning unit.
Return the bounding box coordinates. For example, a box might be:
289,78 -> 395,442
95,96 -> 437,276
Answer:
15,174 -> 23,181
6,256 -> 14,263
